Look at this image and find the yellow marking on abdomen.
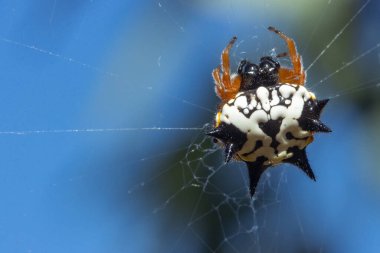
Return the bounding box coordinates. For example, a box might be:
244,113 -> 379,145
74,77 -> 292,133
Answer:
215,111 -> 222,127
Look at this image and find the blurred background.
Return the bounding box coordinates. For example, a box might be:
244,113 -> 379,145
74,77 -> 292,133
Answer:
0,0 -> 379,252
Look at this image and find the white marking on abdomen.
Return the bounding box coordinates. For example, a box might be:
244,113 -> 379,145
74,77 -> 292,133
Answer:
234,95 -> 248,109
270,90 -> 280,106
279,85 -> 296,99
256,87 -> 270,111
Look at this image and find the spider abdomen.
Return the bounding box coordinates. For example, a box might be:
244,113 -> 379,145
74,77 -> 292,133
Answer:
209,84 -> 330,167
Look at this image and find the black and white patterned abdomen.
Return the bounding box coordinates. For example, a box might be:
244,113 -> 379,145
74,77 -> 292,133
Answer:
219,84 -> 315,165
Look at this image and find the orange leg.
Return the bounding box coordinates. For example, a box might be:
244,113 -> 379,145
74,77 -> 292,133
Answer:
221,36 -> 237,90
268,26 -> 306,85
212,66 -> 223,98
212,36 -> 241,101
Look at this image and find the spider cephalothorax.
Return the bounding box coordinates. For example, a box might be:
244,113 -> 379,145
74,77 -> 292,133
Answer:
238,56 -> 280,91
208,27 -> 331,197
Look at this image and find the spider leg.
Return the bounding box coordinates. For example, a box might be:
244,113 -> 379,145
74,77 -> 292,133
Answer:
212,65 -> 224,98
230,74 -> 242,94
212,36 -> 241,101
221,36 -> 237,89
279,68 -> 305,84
268,26 -> 306,85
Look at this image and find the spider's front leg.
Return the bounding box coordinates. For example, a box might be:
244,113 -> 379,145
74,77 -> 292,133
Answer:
212,66 -> 224,98
268,26 -> 306,85
213,36 -> 241,101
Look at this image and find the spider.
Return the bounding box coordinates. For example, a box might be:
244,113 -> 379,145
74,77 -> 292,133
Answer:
207,27 -> 331,197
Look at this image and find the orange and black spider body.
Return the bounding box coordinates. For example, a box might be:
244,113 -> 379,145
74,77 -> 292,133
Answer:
207,27 -> 331,197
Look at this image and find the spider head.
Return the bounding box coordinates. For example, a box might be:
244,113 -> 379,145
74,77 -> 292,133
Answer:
257,56 -> 280,86
238,57 -> 280,91
237,60 -> 260,91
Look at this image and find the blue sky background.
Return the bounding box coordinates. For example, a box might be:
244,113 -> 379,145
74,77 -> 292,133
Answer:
0,1 -> 379,252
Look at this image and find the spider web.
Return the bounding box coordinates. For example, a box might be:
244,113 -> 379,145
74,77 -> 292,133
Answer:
0,1 -> 380,253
